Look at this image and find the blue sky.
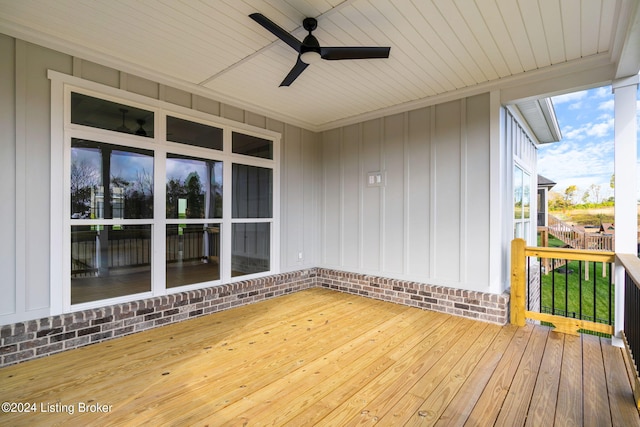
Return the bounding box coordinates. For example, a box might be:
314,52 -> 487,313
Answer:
537,83 -> 640,202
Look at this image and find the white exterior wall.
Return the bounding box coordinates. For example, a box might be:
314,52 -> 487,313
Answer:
0,35 -> 322,324
319,95 -> 493,292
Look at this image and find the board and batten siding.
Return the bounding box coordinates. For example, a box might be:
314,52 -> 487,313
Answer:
0,35 -> 321,324
320,94 -> 492,292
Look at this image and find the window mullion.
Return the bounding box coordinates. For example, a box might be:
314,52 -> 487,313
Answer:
153,148 -> 167,296
222,159 -> 233,283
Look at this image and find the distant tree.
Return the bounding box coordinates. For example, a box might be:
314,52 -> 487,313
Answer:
563,185 -> 577,209
589,184 -> 601,204
185,173 -> 204,218
70,160 -> 100,215
610,174 -> 615,190
548,191 -> 565,211
581,189 -> 590,205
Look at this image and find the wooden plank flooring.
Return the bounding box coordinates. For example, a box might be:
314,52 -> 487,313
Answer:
1,288 -> 638,426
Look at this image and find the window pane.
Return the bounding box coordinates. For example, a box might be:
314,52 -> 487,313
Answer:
514,166 -> 523,220
71,92 -> 153,137
232,132 -> 273,159
166,224 -> 220,288
167,116 -> 223,151
523,171 -> 531,219
71,139 -> 154,219
166,154 -> 223,219
71,225 -> 151,304
232,223 -> 270,277
232,164 -> 272,218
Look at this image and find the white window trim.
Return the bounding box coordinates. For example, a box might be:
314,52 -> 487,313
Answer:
49,70 -> 280,315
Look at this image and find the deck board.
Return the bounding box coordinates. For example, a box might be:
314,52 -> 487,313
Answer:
0,288 -> 638,426
582,334 -> 612,427
556,334 -> 584,426
525,331 -> 564,427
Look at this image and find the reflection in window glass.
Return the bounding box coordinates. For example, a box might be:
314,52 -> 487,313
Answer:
232,223 -> 270,277
71,225 -> 151,304
523,171 -> 531,219
166,154 -> 223,219
514,166 -> 523,220
71,92 -> 154,137
232,132 -> 273,159
71,139 -> 154,219
232,164 -> 272,218
167,116 -> 223,151
166,224 -> 220,288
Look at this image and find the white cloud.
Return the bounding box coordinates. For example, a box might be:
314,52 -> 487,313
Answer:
552,91 -> 587,104
559,117 -> 613,140
591,86 -> 611,99
538,139 -> 614,193
597,99 -> 614,110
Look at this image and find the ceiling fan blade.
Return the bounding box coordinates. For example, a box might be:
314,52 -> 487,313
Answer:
320,46 -> 390,60
280,57 -> 309,86
249,13 -> 301,52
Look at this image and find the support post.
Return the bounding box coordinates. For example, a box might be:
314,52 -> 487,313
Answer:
613,75 -> 639,345
511,238 -> 526,326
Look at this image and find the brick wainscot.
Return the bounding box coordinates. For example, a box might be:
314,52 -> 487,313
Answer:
1,269 -> 508,367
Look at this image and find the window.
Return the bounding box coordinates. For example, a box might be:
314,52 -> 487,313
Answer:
166,154 -> 223,288
57,82 -> 278,310
231,164 -> 273,276
232,132 -> 273,159
514,165 -> 531,240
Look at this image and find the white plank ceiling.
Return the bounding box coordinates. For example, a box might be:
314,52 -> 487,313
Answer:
0,0 -> 638,131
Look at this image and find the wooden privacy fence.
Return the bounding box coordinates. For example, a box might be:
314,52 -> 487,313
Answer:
510,238 -> 615,336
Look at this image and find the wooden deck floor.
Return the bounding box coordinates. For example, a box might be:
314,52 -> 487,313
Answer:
1,288 -> 639,426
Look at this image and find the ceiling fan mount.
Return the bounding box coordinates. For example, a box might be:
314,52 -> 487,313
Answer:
250,13 -> 390,86
302,17 -> 317,32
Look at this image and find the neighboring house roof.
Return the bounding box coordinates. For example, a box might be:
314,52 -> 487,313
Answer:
537,175 -> 557,190
600,223 -> 615,233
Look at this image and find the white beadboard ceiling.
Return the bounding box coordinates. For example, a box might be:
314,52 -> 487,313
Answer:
0,0 -> 638,132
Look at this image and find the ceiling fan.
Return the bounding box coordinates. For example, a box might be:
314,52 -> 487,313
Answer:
249,13 -> 391,87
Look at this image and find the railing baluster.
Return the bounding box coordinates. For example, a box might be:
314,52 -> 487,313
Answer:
593,261 -> 597,321
565,259 -> 569,318
608,262 -> 613,325
579,260 -> 583,320
539,259 -> 543,313
527,257 -> 531,311
551,258 -> 555,315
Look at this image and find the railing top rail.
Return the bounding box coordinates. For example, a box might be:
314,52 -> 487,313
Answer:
617,253 -> 640,289
525,246 -> 615,263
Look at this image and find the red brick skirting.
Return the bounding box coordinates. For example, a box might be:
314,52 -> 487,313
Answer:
316,269 -> 509,324
0,268 -> 508,367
